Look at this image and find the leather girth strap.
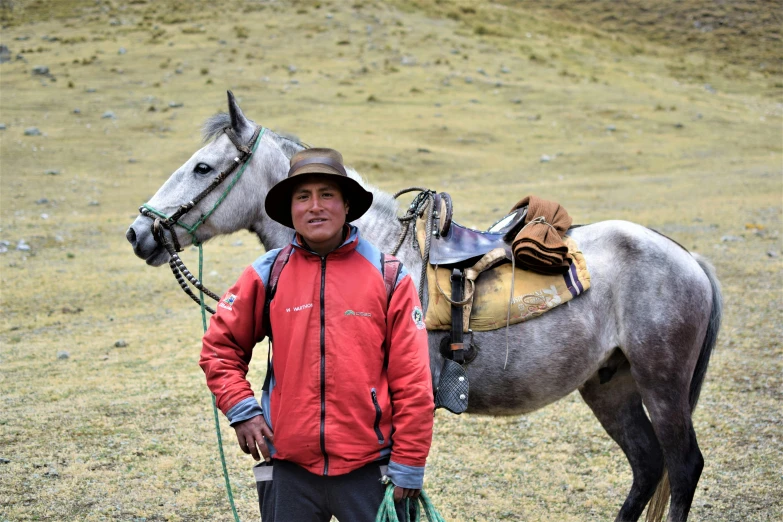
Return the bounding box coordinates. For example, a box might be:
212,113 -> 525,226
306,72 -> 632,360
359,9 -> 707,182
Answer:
450,268 -> 465,364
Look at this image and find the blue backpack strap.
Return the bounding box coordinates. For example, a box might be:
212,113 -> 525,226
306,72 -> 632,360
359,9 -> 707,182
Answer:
262,244 -> 294,392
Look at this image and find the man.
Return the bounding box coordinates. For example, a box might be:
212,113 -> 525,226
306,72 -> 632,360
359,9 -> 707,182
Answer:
200,147 -> 434,521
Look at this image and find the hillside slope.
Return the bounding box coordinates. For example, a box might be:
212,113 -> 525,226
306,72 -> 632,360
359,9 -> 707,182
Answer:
0,1 -> 780,521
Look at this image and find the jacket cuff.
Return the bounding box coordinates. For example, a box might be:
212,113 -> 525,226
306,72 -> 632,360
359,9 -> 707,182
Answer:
387,460 -> 425,489
226,397 -> 263,426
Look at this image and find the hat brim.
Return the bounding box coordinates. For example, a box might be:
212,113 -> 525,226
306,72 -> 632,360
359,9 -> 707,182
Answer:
265,172 -> 374,229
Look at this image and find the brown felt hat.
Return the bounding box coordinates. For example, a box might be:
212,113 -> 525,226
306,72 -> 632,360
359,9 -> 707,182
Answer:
265,148 -> 373,229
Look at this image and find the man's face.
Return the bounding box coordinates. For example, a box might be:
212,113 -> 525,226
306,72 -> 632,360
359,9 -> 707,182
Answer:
290,177 -> 349,254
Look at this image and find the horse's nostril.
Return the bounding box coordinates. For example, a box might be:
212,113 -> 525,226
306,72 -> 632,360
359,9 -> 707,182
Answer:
126,227 -> 137,246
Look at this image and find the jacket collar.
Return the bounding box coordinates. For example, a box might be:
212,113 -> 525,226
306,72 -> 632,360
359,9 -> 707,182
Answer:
291,224 -> 359,257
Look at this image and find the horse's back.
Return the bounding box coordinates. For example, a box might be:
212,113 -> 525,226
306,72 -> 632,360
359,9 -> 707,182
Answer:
570,219 -> 714,362
569,219 -> 708,286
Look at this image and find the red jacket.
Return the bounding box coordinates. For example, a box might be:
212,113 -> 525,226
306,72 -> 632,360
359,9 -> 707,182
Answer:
200,226 -> 433,487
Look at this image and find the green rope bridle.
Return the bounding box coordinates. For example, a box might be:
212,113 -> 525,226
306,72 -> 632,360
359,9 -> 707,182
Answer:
139,126 -> 265,314
140,126 -> 265,249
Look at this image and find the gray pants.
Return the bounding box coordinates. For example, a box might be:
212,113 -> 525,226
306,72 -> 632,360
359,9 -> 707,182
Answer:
255,459 -> 415,522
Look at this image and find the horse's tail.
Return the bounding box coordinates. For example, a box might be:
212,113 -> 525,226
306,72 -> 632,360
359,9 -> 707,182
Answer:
646,253 -> 723,522
687,254 -> 723,411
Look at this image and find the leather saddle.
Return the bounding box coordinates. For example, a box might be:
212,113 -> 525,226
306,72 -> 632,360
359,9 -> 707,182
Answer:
426,191 -> 526,414
428,192 -> 526,268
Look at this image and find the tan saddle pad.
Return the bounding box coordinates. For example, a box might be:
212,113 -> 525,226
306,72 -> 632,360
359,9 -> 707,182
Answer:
424,236 -> 591,332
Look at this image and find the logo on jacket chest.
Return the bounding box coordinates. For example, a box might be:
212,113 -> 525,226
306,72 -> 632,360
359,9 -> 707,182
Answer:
285,302 -> 313,313
345,309 -> 372,318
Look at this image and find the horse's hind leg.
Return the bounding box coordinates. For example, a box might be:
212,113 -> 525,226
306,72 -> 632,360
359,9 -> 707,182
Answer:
631,364 -> 703,522
579,356 -> 664,522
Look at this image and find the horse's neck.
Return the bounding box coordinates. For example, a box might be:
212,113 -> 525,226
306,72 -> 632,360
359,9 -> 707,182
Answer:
353,189 -> 402,251
247,133 -> 302,251
252,219 -> 292,251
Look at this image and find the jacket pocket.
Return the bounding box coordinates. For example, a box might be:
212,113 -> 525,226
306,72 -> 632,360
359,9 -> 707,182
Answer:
370,388 -> 384,444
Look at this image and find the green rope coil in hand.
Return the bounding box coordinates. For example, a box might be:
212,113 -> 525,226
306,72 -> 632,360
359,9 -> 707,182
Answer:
375,481 -> 446,522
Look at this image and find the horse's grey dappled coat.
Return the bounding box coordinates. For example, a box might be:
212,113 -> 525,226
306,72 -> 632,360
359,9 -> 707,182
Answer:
127,92 -> 722,522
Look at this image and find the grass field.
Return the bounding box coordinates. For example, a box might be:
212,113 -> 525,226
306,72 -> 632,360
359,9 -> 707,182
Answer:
1,1 -> 781,520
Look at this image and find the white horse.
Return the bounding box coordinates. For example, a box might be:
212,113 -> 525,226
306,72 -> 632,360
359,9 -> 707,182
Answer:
126,93 -> 722,522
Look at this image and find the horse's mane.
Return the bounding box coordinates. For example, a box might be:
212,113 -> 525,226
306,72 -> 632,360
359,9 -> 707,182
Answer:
367,185 -> 399,223
202,113 -> 232,142
201,113 -> 307,160
272,132 -> 308,159
345,168 -> 399,223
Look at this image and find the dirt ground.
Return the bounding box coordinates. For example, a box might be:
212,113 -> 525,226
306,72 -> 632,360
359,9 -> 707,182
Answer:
1,1 -> 781,520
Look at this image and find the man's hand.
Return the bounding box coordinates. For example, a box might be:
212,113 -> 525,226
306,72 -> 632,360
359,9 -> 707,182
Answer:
393,486 -> 421,502
233,415 -> 274,462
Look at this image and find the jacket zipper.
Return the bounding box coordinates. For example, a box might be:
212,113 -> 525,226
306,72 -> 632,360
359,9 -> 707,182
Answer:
370,388 -> 384,444
319,256 -> 329,475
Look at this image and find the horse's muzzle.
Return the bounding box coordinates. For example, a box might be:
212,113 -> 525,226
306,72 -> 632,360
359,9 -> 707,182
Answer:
126,216 -> 170,266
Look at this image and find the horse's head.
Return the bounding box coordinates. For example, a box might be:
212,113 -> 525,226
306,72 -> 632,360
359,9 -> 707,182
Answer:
126,91 -> 298,265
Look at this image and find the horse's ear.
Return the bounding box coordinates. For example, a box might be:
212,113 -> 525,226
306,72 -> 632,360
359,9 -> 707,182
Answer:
227,90 -> 253,137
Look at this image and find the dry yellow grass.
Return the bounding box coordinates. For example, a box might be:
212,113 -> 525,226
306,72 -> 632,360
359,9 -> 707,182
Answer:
1,1 -> 781,520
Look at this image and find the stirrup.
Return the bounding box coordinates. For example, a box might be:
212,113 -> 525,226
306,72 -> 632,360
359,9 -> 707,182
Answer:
434,358 -> 469,414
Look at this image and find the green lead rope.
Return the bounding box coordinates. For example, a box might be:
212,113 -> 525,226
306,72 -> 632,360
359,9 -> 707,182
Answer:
200,245 -> 241,522
376,482 -> 446,522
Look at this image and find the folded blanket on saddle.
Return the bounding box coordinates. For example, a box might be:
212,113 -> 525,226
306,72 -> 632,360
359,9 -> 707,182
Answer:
425,236 -> 591,332
505,195 -> 573,275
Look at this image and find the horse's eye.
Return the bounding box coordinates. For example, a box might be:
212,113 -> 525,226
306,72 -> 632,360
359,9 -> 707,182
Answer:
194,163 -> 212,175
